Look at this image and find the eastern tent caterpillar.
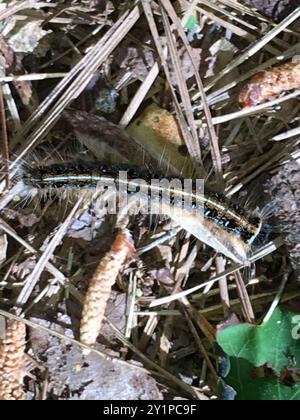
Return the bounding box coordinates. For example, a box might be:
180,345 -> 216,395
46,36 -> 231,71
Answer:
239,60 -> 300,108
19,160 -> 262,264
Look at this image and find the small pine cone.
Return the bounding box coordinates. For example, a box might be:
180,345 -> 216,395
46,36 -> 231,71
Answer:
80,229 -> 135,350
0,320 -> 26,400
239,60 -> 300,108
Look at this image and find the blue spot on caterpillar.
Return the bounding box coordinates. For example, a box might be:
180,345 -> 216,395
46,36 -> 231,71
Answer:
20,160 -> 262,264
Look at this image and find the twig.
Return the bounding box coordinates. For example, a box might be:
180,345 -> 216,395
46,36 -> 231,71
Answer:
16,198 -> 83,307
0,216 -> 66,282
272,127 -> 300,141
216,256 -> 230,318
234,271 -> 255,323
205,7 -> 300,91
150,238 -> 284,307
211,90 -> 300,126
119,63 -> 159,127
0,73 -> 67,83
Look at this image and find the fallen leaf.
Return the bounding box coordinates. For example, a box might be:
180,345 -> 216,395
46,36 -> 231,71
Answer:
217,307 -> 300,400
8,20 -> 51,53
127,104 -> 194,176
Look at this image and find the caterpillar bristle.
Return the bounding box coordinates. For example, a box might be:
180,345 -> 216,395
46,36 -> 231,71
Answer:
1,157 -> 265,264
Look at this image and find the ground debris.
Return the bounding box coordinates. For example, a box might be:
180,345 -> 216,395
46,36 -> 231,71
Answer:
29,318 -> 162,400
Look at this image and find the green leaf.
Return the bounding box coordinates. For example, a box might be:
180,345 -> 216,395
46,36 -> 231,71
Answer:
217,307 -> 300,400
225,358 -> 300,400
217,307 -> 300,372
185,15 -> 197,30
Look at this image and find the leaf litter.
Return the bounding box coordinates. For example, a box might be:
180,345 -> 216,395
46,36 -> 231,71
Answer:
0,0 -> 299,401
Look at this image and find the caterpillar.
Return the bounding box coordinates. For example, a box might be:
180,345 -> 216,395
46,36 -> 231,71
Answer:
19,160 -> 263,265
239,60 -> 300,108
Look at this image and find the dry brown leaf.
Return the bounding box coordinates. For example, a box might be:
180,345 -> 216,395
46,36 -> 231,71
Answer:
8,20 -> 51,54
127,104 -> 194,176
115,35 -> 201,85
0,35 -> 32,105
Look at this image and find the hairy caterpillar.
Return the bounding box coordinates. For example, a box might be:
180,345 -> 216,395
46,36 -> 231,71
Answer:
17,160 -> 263,264
239,60 -> 300,108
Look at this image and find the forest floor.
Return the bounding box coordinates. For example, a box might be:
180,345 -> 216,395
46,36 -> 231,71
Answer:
0,0 -> 300,401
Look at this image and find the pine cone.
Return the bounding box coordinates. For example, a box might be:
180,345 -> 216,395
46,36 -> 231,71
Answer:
0,320 -> 26,400
80,229 -> 135,351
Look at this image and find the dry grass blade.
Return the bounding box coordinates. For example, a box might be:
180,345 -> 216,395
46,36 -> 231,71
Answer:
138,313 -> 160,351
142,0 -> 203,170
194,3 -> 250,37
226,140 -> 299,196
0,319 -> 26,400
1,83 -> 21,132
263,270 -> 290,323
125,272 -> 138,339
159,234 -> 192,367
211,89 -> 300,125
0,73 -> 67,83
0,84 -> 9,188
180,296 -> 216,344
119,63 -> 159,127
150,238 -> 284,307
0,216 -> 65,283
160,0 -> 223,185
16,198 -> 83,307
136,288 -> 300,319
216,256 -> 230,318
205,6 -> 300,91
159,4 -> 201,156
234,271 -> 255,323
272,127 -> 300,141
0,0 -> 36,21
192,0 -> 258,32
12,6 -> 141,166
